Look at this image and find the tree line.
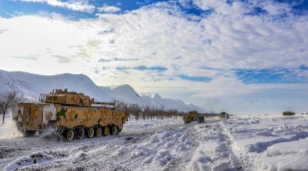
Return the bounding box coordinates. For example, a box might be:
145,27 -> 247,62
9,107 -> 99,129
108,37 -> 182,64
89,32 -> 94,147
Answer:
114,100 -> 188,120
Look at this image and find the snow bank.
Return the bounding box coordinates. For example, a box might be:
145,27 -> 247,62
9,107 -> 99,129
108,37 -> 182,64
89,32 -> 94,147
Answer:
4,150 -> 67,171
255,138 -> 308,171
123,116 -> 182,131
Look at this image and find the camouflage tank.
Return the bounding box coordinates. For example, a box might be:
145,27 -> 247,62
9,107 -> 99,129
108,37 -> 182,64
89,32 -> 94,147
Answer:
183,110 -> 198,123
183,110 -> 204,123
12,89 -> 128,141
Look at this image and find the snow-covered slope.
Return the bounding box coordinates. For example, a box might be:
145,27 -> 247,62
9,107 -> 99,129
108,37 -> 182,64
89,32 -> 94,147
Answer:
100,84 -> 148,106
0,70 -> 113,102
0,69 -> 202,112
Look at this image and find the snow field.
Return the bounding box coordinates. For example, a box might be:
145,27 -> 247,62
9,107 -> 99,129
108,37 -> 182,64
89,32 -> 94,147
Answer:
223,114 -> 308,171
1,117 -> 216,171
2,114 -> 308,170
185,122 -> 237,171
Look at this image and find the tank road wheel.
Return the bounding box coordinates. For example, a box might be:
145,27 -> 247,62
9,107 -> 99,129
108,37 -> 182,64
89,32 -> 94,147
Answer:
95,127 -> 102,137
65,130 -> 75,141
102,126 -> 109,136
77,128 -> 85,139
110,125 -> 119,135
86,127 -> 94,138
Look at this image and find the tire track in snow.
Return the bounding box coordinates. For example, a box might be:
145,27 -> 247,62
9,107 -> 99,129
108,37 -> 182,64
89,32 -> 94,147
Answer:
219,121 -> 253,171
162,124 -> 200,171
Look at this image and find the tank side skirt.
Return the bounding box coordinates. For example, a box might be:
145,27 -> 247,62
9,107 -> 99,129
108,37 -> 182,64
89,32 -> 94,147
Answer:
13,103 -> 127,133
54,106 -> 126,130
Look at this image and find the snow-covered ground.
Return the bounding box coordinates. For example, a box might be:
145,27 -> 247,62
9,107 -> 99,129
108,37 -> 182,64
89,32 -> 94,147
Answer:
1,113 -> 308,171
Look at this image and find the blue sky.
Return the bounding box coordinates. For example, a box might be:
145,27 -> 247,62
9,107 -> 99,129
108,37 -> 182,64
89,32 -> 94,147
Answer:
0,0 -> 308,114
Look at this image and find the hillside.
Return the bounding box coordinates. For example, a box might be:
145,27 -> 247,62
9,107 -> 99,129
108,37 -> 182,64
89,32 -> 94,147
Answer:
0,69 -> 202,112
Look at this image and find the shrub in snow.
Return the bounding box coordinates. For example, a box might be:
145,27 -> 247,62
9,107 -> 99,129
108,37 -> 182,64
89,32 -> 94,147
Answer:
282,111 -> 295,116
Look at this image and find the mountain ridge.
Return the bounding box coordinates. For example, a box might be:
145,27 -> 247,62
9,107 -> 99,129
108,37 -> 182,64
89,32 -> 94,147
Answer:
0,69 -> 203,112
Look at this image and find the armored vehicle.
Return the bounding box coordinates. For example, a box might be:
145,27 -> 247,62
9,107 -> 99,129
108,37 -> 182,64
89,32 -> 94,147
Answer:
219,112 -> 229,119
183,110 -> 204,123
12,89 -> 128,141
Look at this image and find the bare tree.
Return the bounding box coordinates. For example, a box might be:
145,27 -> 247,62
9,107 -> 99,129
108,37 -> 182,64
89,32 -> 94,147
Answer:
142,105 -> 151,120
113,100 -> 187,121
130,103 -> 141,120
0,90 -> 24,123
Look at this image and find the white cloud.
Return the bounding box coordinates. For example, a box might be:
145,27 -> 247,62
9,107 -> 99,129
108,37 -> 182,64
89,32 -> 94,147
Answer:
1,0 -> 308,114
258,1 -> 292,16
192,0 -> 225,11
178,0 -> 191,8
20,0 -> 95,13
97,5 -> 121,13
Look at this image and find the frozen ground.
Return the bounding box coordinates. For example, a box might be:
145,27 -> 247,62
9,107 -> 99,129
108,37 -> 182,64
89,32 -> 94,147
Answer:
1,114 -> 308,171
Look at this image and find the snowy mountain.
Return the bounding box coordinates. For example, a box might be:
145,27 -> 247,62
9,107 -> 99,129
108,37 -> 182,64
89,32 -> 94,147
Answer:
99,86 -> 202,112
0,69 -> 202,112
0,70 -> 113,102
100,84 -> 147,106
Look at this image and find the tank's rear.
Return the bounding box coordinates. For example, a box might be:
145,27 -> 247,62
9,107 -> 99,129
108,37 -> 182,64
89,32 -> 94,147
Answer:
12,103 -> 48,132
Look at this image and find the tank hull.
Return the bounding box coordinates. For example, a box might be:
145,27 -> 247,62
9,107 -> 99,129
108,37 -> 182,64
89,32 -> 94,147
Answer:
12,103 -> 128,139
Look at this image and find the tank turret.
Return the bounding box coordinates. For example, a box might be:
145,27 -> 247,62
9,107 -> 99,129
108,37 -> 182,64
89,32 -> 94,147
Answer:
45,88 -> 94,107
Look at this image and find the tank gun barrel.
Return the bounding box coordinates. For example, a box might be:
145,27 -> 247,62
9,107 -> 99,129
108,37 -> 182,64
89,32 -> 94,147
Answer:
91,101 -> 115,109
92,102 -> 115,105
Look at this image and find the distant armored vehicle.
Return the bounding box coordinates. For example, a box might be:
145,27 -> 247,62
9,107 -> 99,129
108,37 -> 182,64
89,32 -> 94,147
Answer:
219,112 -> 229,119
183,110 -> 197,123
183,110 -> 205,123
12,89 -> 128,141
